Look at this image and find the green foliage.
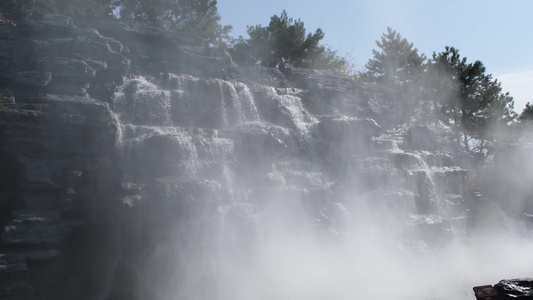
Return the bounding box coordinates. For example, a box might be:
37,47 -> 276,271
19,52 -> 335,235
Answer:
231,10 -> 344,71
118,0 -> 231,46
323,50 -> 359,79
363,27 -> 426,88
519,102 -> 533,122
363,27 -> 426,123
364,28 -> 517,160
428,46 -> 516,155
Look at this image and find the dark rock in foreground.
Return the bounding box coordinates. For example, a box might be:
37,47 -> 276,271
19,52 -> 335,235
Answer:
494,278 -> 533,299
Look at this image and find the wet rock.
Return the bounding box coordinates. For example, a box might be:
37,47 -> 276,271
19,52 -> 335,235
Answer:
433,168 -> 467,195
115,78 -> 172,126
72,36 -> 130,73
286,68 -> 364,115
231,123 -> 293,168
41,94 -> 119,154
494,278 -> 533,299
78,19 -> 230,78
0,21 -> 15,71
343,156 -> 405,192
79,56 -> 108,73
403,214 -> 454,248
0,253 -> 34,299
35,57 -> 95,83
233,66 -> 287,87
1,210 -> 74,246
166,75 -> 259,128
313,116 -> 383,171
315,116 -> 383,144
0,89 -> 15,104
135,133 -> 198,178
84,19 -> 203,50
32,38 -> 74,59
45,81 -> 89,96
0,104 -> 46,141
404,125 -> 445,151
140,177 -> 225,243
285,68 -> 408,128
10,71 -> 51,88
128,130 -> 233,181
171,78 -> 228,128
21,12 -> 77,39
17,157 -> 66,188
253,86 -> 312,130
411,172 -> 439,213
82,27 -> 123,53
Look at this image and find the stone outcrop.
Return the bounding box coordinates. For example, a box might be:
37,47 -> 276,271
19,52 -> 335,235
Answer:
494,278 -> 533,299
0,12 -> 475,300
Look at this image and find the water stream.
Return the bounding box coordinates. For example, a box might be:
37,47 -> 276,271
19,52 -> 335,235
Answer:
109,74 -> 533,300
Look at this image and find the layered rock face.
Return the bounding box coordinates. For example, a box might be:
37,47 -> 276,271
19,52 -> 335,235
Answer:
0,13 -> 471,299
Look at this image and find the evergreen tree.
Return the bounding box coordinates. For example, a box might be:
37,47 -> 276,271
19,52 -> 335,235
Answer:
363,27 -> 426,88
363,27 -> 426,123
428,47 -> 516,156
519,102 -> 533,122
231,10 -> 344,71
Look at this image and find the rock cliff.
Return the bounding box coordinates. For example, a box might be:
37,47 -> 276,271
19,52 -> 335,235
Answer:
0,12 -> 474,299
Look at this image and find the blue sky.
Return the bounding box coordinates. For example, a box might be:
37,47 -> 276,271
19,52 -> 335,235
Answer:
218,0 -> 533,112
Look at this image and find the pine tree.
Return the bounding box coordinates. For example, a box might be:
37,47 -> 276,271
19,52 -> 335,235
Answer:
231,10 -> 344,71
428,47 -> 516,156
363,27 -> 426,123
519,102 -> 533,122
363,27 -> 426,88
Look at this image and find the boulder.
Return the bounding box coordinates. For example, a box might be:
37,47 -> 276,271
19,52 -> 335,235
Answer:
494,278 -> 533,299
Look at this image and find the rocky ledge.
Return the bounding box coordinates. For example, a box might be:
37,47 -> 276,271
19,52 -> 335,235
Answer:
0,11 -> 515,300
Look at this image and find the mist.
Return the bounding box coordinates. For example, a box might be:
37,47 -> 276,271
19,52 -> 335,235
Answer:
1,8 -> 532,300
111,71 -> 533,300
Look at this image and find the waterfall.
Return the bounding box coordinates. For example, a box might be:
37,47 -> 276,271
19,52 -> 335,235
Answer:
3,13 -> 533,300
107,73 -> 529,300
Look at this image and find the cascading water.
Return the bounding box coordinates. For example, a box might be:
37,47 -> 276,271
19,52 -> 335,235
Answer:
110,73 -> 533,300
2,12 -> 532,300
